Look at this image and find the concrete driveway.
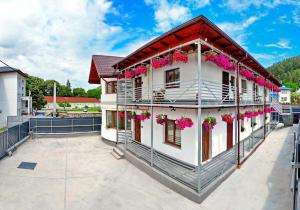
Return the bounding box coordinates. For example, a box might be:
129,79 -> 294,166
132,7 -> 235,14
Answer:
0,125 -> 294,210
0,135 -> 200,210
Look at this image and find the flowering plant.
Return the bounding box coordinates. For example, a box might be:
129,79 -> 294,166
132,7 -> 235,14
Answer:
273,86 -> 280,92
135,66 -> 147,75
221,113 -> 234,124
173,50 -> 188,63
156,114 -> 167,125
205,52 -> 236,72
137,111 -> 151,121
202,116 -> 217,130
128,111 -> 136,120
244,111 -> 253,118
239,68 -> 255,80
265,82 -> 273,89
124,71 -> 135,79
255,76 -> 266,86
238,113 -> 245,120
119,111 -> 125,118
151,54 -> 173,69
258,109 -> 264,115
175,117 -> 193,130
264,107 -> 272,113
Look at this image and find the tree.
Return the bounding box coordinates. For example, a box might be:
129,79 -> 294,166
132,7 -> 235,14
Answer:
72,88 -> 87,97
59,85 -> 72,96
26,76 -> 47,110
58,101 -> 71,110
87,87 -> 101,99
291,92 -> 300,104
44,80 -> 61,96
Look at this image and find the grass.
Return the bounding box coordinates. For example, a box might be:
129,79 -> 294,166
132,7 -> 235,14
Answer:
57,107 -> 101,112
0,127 -> 7,133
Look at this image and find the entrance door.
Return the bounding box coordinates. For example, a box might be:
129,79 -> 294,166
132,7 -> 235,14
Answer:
227,123 -> 233,150
134,118 -> 141,142
222,72 -> 229,102
135,77 -> 142,100
202,125 -> 210,161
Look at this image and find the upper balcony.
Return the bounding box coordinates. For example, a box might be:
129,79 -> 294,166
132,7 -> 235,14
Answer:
117,78 -> 265,107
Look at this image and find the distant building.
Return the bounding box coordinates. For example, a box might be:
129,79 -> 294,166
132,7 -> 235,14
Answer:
279,86 -> 291,103
44,96 -> 100,109
0,66 -> 32,127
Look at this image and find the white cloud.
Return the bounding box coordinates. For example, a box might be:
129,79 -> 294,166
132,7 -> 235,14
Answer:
145,0 -> 191,32
217,15 -> 261,47
264,39 -> 292,49
187,0 -> 210,8
293,10 -> 300,26
222,0 -> 300,12
0,0 -> 126,89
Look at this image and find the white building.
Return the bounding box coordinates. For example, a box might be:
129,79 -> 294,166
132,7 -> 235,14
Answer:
88,55 -> 123,141
44,96 -> 100,109
279,86 -> 291,103
88,15 -> 281,197
0,66 -> 32,127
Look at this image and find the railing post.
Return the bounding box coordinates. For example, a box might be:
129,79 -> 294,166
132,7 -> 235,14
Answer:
236,62 -> 241,168
72,118 -> 74,133
150,59 -> 154,167
51,118 -> 53,134
93,117 -> 95,132
197,40 -> 202,193
125,75 -> 128,151
18,123 -> 21,142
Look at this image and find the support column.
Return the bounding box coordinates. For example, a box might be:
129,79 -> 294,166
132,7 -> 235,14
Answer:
263,82 -> 266,140
116,77 -> 119,145
236,63 -> 241,168
150,61 -> 154,167
197,40 -> 202,193
125,73 -> 127,150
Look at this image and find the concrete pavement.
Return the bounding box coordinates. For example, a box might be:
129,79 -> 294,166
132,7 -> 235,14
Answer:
0,126 -> 294,210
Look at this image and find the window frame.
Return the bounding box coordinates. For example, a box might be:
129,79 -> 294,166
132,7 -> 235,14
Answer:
241,79 -> 247,94
164,119 -> 181,148
165,68 -> 180,89
106,81 -> 117,94
106,110 -> 131,130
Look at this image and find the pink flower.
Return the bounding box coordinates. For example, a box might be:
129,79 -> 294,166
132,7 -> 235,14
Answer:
221,113 -> 234,124
175,117 -> 193,130
173,50 -> 188,63
124,71 -> 135,79
255,76 -> 266,86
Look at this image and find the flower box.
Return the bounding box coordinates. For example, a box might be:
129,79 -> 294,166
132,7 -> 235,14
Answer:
238,113 -> 245,120
205,52 -> 236,72
173,50 -> 188,63
240,68 -> 255,81
124,71 -> 135,79
175,117 -> 193,130
265,82 -> 273,89
244,111 -> 253,118
255,76 -> 266,86
137,111 -> 151,121
128,111 -> 136,120
156,114 -> 167,125
221,113 -> 234,124
202,116 -> 217,130
119,111 -> 125,118
135,66 -> 148,75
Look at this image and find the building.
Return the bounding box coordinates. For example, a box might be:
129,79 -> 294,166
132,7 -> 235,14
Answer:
88,55 -> 123,141
44,96 -> 100,109
0,66 -> 32,127
279,86 -> 291,103
88,15 -> 281,199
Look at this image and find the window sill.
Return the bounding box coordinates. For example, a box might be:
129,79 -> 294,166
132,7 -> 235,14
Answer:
164,142 -> 181,149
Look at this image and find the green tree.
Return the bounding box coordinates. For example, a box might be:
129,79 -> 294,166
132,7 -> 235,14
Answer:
72,88 -> 87,97
87,87 -> 101,99
44,80 -> 61,96
291,92 -> 300,104
26,76 -> 47,110
58,101 -> 71,110
59,85 -> 72,96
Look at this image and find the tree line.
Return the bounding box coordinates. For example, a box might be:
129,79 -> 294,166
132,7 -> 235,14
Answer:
26,75 -> 101,109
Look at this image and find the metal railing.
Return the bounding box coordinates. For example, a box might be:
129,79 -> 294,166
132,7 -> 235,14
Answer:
0,120 -> 29,159
117,79 -> 263,106
30,117 -> 101,134
292,121 -> 300,210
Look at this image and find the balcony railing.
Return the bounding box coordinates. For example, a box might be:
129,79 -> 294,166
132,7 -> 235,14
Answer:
117,79 -> 264,106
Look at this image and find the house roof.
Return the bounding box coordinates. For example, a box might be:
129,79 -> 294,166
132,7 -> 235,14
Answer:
113,15 -> 281,86
44,96 -> 99,103
88,55 -> 123,84
279,86 -> 291,90
0,66 -> 28,78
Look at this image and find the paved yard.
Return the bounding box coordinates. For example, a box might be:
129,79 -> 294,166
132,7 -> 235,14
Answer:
0,126 -> 294,210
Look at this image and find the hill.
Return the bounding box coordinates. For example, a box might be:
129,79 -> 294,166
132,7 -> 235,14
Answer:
267,55 -> 300,91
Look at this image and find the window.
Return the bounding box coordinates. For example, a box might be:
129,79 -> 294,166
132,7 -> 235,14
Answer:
165,119 -> 181,147
106,81 -> 117,94
281,97 -> 287,101
241,79 -> 247,93
241,119 -> 245,132
106,110 -> 131,130
165,68 -> 180,88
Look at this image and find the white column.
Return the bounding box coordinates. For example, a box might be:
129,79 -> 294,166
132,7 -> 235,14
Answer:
197,40 -> 202,193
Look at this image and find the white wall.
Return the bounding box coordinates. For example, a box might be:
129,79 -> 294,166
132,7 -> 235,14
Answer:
101,105 -> 117,142
101,78 -> 117,104
46,102 -> 100,109
279,90 -> 291,103
0,72 -> 18,127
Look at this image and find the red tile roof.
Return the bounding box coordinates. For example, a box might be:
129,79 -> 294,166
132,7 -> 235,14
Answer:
88,55 -> 123,84
44,96 -> 99,103
113,15 -> 280,86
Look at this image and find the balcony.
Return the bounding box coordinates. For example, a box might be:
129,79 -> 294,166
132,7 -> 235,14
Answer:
117,79 -> 264,107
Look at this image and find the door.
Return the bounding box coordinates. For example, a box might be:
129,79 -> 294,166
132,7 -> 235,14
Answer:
202,125 -> 210,161
222,71 -> 229,102
227,123 -> 233,150
134,118 -> 141,142
135,77 -> 142,100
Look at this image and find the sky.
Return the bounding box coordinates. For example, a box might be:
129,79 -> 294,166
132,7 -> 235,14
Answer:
0,0 -> 299,89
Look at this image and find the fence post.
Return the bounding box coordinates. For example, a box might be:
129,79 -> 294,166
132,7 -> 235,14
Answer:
72,119 -> 74,133
93,118 -> 95,132
51,118 -> 53,134
18,123 -> 21,142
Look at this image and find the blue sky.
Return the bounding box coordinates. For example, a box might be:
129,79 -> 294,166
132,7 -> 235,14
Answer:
0,0 -> 299,89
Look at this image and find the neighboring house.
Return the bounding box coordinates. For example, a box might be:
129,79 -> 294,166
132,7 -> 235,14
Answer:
0,66 -> 32,127
279,86 -> 291,103
44,96 -> 100,109
88,55 -> 123,141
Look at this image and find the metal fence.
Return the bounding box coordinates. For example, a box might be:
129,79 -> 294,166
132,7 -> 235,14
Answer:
30,117 -> 101,134
292,120 -> 300,210
0,121 -> 29,159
